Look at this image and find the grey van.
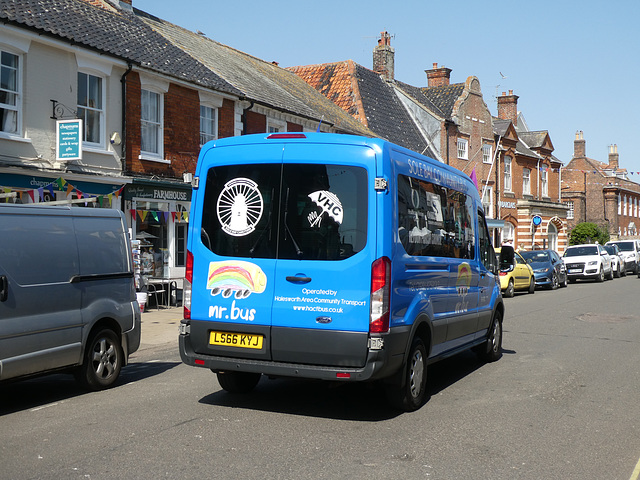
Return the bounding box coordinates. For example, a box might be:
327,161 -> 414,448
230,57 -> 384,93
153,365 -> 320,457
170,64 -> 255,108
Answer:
0,204 -> 141,390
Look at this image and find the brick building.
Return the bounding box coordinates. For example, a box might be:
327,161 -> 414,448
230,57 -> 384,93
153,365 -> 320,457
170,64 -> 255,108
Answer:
563,132 -> 640,240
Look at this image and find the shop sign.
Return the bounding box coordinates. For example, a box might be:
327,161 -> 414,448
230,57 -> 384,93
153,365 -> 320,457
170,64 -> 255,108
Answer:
56,119 -> 83,161
126,184 -> 191,202
499,200 -> 516,209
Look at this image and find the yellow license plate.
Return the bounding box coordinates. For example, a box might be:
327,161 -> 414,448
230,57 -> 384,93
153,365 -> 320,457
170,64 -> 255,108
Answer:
209,330 -> 264,349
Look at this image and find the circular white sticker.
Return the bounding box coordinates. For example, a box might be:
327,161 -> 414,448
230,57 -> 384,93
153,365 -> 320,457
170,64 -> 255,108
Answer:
217,178 -> 264,237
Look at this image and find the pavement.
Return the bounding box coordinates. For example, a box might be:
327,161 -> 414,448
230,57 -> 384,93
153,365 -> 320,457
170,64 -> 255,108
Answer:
138,305 -> 184,350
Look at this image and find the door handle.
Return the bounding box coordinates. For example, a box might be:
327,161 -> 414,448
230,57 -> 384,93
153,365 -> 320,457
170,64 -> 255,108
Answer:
286,275 -> 312,284
0,275 -> 7,302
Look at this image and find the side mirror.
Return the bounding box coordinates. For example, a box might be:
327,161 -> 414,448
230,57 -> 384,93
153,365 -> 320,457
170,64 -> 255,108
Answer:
499,245 -> 516,272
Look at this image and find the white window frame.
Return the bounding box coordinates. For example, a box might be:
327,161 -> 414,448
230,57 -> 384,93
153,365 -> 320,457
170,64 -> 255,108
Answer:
504,156 -> 512,192
541,169 -> 548,197
0,48 -> 21,137
502,222 -> 514,245
566,201 -> 574,220
267,118 -> 286,133
624,195 -> 628,216
523,168 -> 531,195
482,144 -> 492,164
77,71 -> 105,148
199,104 -> 217,146
618,194 -> 621,215
457,138 -> 468,160
482,185 -> 493,217
547,222 -> 558,251
140,88 -> 164,160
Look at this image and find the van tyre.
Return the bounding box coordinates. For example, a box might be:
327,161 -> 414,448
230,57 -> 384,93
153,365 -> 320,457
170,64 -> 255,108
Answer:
385,337 -> 428,412
477,310 -> 503,362
76,328 -> 123,390
216,371 -> 261,394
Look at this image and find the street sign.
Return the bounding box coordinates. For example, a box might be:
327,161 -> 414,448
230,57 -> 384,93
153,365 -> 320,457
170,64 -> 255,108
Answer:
532,215 -> 542,226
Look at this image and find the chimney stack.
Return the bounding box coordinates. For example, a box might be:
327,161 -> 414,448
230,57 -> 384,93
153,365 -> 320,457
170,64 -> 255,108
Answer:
497,90 -> 519,125
574,131 -> 586,158
373,31 -> 394,82
426,62 -> 452,87
608,144 -> 619,169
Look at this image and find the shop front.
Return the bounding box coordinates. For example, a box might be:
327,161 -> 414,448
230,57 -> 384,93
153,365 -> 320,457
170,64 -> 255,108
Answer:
124,179 -> 192,306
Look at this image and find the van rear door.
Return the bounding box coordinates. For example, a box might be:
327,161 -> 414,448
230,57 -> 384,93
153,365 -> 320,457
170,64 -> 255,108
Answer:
191,143 -> 284,358
270,143 -> 374,367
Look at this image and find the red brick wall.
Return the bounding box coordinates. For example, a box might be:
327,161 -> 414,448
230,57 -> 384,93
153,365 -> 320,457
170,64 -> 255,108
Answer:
245,111 -> 266,134
124,72 -> 141,174
287,122 -> 303,132
218,99 -> 235,139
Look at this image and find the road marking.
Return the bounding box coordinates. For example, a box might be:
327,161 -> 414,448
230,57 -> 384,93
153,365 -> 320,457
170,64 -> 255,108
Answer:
30,402 -> 58,412
629,455 -> 640,480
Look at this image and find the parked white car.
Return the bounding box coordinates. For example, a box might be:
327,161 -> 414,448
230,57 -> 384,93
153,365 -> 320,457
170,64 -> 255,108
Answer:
602,243 -> 625,277
605,240 -> 640,274
563,244 -> 613,283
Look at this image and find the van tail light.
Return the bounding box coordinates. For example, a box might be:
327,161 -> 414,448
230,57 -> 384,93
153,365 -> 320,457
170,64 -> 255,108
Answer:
370,256 -> 391,334
183,250 -> 193,319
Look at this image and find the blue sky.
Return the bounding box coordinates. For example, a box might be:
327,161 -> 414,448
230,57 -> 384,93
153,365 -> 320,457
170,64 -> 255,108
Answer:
135,0 -> 640,175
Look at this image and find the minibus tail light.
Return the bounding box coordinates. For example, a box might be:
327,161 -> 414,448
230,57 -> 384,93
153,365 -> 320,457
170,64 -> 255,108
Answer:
183,250 -> 193,319
370,256 -> 391,334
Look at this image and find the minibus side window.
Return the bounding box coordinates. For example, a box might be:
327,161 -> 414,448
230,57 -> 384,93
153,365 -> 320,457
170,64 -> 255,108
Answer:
398,174 -> 475,259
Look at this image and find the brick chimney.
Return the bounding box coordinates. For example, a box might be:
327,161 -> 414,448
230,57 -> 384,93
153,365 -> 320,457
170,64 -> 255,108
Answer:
497,90 -> 519,124
574,131 -> 586,158
426,63 -> 451,87
373,31 -> 394,81
608,144 -> 619,169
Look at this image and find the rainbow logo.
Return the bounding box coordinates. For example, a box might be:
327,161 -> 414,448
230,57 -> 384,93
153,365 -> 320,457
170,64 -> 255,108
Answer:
207,261 -> 267,299
456,262 -> 472,295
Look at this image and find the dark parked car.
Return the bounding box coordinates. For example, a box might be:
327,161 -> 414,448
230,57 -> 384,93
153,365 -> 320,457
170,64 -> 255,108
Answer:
520,249 -> 568,289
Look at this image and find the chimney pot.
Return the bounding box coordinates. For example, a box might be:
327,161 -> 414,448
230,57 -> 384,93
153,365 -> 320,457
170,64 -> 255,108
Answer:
426,62 -> 451,87
373,32 -> 395,81
497,90 -> 519,124
573,131 -> 586,158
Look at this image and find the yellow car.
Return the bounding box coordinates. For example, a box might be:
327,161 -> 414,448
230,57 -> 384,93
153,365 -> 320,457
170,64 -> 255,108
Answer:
495,246 -> 535,297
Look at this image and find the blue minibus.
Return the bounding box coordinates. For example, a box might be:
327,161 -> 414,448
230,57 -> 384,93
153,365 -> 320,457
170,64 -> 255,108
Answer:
179,133 -> 504,411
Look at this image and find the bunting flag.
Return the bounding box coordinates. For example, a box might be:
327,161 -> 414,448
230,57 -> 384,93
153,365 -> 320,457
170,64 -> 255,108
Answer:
0,178 -> 188,223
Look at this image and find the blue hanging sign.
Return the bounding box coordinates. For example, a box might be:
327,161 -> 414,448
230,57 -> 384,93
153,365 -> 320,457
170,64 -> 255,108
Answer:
56,119 -> 83,161
532,215 -> 542,226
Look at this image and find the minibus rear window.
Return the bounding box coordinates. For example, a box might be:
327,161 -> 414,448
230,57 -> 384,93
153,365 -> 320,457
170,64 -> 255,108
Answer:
201,163 -> 367,260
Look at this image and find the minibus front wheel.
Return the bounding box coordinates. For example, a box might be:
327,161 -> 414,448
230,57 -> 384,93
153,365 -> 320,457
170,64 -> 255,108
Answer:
385,337 -> 428,412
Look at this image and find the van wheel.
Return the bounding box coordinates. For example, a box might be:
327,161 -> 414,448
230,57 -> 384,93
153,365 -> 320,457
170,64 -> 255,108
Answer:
504,279 -> 515,297
477,310 -> 503,362
385,337 -> 428,412
76,328 -> 123,390
216,371 -> 261,394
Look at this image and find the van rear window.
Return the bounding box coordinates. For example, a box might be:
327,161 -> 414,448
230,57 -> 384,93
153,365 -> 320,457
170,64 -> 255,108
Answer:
201,163 -> 367,260
397,174 -> 475,259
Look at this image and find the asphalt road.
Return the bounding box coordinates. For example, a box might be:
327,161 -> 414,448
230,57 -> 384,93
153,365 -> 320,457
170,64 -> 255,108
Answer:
1,276 -> 640,480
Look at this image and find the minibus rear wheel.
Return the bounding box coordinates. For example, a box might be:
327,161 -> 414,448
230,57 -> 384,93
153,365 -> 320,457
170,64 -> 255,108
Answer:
385,337 -> 428,412
216,371 -> 261,394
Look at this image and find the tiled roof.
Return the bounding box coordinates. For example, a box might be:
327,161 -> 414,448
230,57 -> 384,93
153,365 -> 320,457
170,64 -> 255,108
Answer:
0,0 -> 241,95
493,118 -> 511,137
395,80 -> 445,118
519,131 -> 550,150
289,61 -> 437,157
138,14 -> 374,136
420,83 -> 466,118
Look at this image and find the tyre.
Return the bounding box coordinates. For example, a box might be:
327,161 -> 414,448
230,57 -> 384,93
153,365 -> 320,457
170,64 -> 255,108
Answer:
614,264 -> 621,278
550,274 -> 559,290
385,337 -> 428,412
597,267 -> 604,282
216,371 -> 261,393
75,328 -> 123,391
528,276 -> 535,294
606,267 -> 614,280
477,310 -> 503,362
504,279 -> 515,298
561,273 -> 568,287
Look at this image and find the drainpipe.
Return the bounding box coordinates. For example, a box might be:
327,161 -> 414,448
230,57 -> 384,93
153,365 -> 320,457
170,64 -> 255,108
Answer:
120,63 -> 133,174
